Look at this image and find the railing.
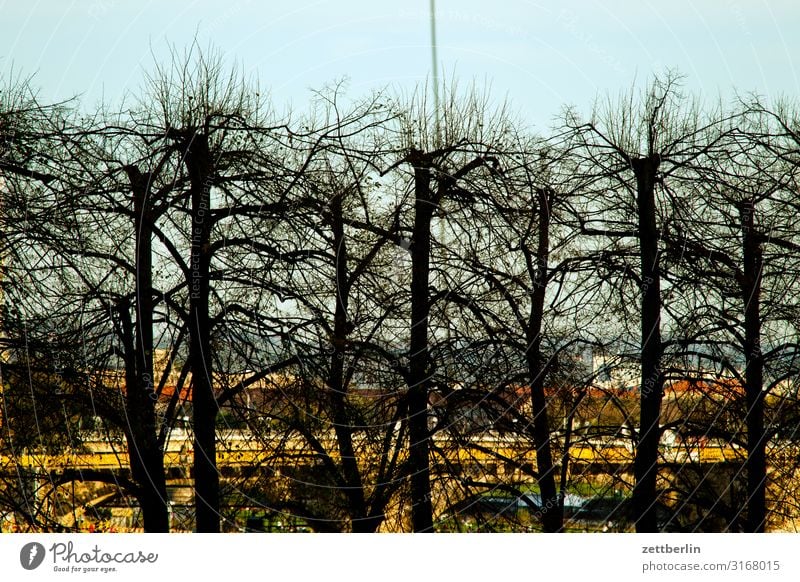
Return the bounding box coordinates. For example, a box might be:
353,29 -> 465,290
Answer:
1,430 -> 744,472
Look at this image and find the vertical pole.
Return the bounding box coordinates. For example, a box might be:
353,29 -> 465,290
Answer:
429,0 -> 440,145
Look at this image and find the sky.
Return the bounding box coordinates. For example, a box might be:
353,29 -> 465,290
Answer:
1,0 -> 799,128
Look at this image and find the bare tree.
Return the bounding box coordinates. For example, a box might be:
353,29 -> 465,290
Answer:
661,101 -> 800,531
562,73 -> 735,531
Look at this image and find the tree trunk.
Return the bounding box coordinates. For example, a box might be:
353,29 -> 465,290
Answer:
631,155 -> 665,533
741,200 -> 766,532
526,187 -> 562,532
326,192 -> 371,532
131,170 -> 169,532
408,157 -> 434,532
184,134 -> 220,533
118,297 -> 168,533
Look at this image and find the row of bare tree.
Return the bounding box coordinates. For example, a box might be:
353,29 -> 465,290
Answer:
2,52 -> 800,532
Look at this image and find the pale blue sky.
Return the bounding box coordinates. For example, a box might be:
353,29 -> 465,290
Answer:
1,0 -> 798,126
